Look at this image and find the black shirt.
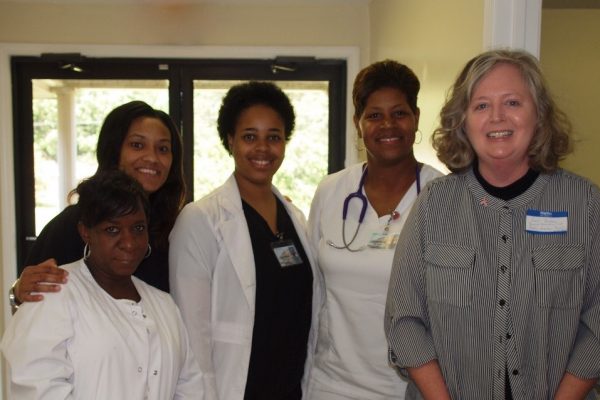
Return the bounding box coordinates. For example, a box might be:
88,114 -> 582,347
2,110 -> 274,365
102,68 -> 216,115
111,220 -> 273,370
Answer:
242,197 -> 313,400
473,163 -> 540,201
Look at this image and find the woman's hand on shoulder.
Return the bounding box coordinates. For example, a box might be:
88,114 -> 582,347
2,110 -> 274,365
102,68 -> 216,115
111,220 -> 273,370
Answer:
16,259 -> 69,303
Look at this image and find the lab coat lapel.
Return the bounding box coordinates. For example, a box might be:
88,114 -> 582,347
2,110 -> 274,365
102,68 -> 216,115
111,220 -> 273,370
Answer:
275,186 -> 324,307
218,176 -> 256,310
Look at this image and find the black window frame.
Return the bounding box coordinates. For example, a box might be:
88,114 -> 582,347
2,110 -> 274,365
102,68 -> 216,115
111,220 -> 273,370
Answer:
12,55 -> 346,272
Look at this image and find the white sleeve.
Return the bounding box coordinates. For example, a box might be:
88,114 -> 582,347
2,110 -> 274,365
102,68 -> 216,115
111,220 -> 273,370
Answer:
1,292 -> 75,400
169,203 -> 219,400
307,179 -> 327,260
172,302 -> 206,400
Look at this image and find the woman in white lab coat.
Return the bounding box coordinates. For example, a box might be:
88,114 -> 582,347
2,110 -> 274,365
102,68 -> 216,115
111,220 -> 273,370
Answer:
2,170 -> 202,400
169,81 -> 324,400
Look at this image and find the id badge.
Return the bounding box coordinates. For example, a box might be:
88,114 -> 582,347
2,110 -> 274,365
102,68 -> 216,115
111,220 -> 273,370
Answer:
271,240 -> 303,268
525,209 -> 568,235
367,232 -> 399,249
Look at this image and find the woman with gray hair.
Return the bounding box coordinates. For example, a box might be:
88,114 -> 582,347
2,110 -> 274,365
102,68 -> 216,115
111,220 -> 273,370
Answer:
385,49 -> 600,399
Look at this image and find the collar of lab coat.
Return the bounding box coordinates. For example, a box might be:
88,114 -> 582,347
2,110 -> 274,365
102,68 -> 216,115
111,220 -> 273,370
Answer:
214,174 -> 311,310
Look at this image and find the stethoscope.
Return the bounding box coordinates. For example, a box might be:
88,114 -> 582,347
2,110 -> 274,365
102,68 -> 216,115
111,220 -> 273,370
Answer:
326,163 -> 421,252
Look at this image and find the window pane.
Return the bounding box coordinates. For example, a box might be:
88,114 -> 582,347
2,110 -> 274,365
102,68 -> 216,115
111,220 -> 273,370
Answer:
193,80 -> 329,216
32,79 -> 169,235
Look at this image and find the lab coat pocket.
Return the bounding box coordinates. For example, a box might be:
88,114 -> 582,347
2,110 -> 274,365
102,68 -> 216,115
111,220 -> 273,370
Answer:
425,244 -> 475,307
532,246 -> 584,309
212,321 -> 252,345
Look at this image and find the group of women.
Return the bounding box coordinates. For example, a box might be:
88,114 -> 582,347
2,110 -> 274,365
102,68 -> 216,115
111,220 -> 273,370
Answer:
2,48 -> 599,400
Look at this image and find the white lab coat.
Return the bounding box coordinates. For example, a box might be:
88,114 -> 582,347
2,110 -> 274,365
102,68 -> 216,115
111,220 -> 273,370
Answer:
169,174 -> 324,400
1,259 -> 203,400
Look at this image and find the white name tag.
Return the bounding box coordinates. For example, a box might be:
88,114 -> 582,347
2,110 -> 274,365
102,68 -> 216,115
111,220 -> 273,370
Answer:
367,232 -> 399,249
271,240 -> 303,267
525,209 -> 568,235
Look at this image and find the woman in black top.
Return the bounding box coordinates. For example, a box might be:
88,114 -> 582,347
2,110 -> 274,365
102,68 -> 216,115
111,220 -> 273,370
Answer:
13,100 -> 185,302
169,81 -> 322,400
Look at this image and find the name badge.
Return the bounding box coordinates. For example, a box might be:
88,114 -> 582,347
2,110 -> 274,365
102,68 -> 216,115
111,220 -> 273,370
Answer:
367,232 -> 399,249
271,240 -> 303,267
525,209 -> 568,235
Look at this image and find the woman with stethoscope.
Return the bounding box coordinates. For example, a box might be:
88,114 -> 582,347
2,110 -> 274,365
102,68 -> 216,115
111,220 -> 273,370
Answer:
305,60 -> 443,400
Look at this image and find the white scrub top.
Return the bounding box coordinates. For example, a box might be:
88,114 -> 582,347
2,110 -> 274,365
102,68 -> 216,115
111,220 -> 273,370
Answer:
306,163 -> 443,400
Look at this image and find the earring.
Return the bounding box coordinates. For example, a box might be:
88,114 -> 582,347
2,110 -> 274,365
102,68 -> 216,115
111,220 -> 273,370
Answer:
414,129 -> 422,145
83,243 -> 91,261
145,244 -> 152,259
355,136 -> 365,152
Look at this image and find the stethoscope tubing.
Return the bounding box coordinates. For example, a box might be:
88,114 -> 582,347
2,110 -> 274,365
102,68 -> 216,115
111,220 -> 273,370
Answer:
327,163 -> 421,252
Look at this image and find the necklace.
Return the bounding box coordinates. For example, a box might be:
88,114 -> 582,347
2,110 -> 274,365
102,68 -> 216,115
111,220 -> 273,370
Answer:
383,163 -> 422,233
384,211 -> 401,232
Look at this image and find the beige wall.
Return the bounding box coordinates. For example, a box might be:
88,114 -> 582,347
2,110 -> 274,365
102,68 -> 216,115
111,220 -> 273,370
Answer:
541,9 -> 600,186
0,3 -> 368,396
368,0 -> 484,171
0,2 -> 369,57
2,2 -> 598,397
0,0 -> 487,313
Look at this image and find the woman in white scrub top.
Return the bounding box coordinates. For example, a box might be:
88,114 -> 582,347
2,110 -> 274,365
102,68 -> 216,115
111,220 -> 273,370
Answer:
306,60 -> 443,400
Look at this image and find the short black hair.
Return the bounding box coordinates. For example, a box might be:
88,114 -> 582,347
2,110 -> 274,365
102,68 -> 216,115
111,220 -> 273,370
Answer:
76,170 -> 149,229
353,60 -> 420,119
217,81 -> 295,153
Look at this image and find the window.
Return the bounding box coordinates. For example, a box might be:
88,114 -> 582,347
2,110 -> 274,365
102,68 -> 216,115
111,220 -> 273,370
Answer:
13,55 -> 346,271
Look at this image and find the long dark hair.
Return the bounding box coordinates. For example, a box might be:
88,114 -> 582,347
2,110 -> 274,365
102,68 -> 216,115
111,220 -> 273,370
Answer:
95,101 -> 185,249
352,60 -> 421,119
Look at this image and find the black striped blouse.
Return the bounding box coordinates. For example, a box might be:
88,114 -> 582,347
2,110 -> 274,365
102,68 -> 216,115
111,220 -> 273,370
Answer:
385,168 -> 600,399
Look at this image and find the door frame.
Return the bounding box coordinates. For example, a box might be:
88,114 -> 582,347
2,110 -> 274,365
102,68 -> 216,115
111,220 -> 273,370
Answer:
11,55 -> 348,270
0,42 -> 360,325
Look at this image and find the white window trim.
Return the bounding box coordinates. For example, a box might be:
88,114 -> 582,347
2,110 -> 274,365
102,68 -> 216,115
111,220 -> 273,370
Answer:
484,0 -> 542,57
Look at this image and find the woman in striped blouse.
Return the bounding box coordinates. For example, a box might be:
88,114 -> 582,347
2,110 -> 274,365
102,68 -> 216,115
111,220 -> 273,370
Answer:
385,49 -> 600,399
